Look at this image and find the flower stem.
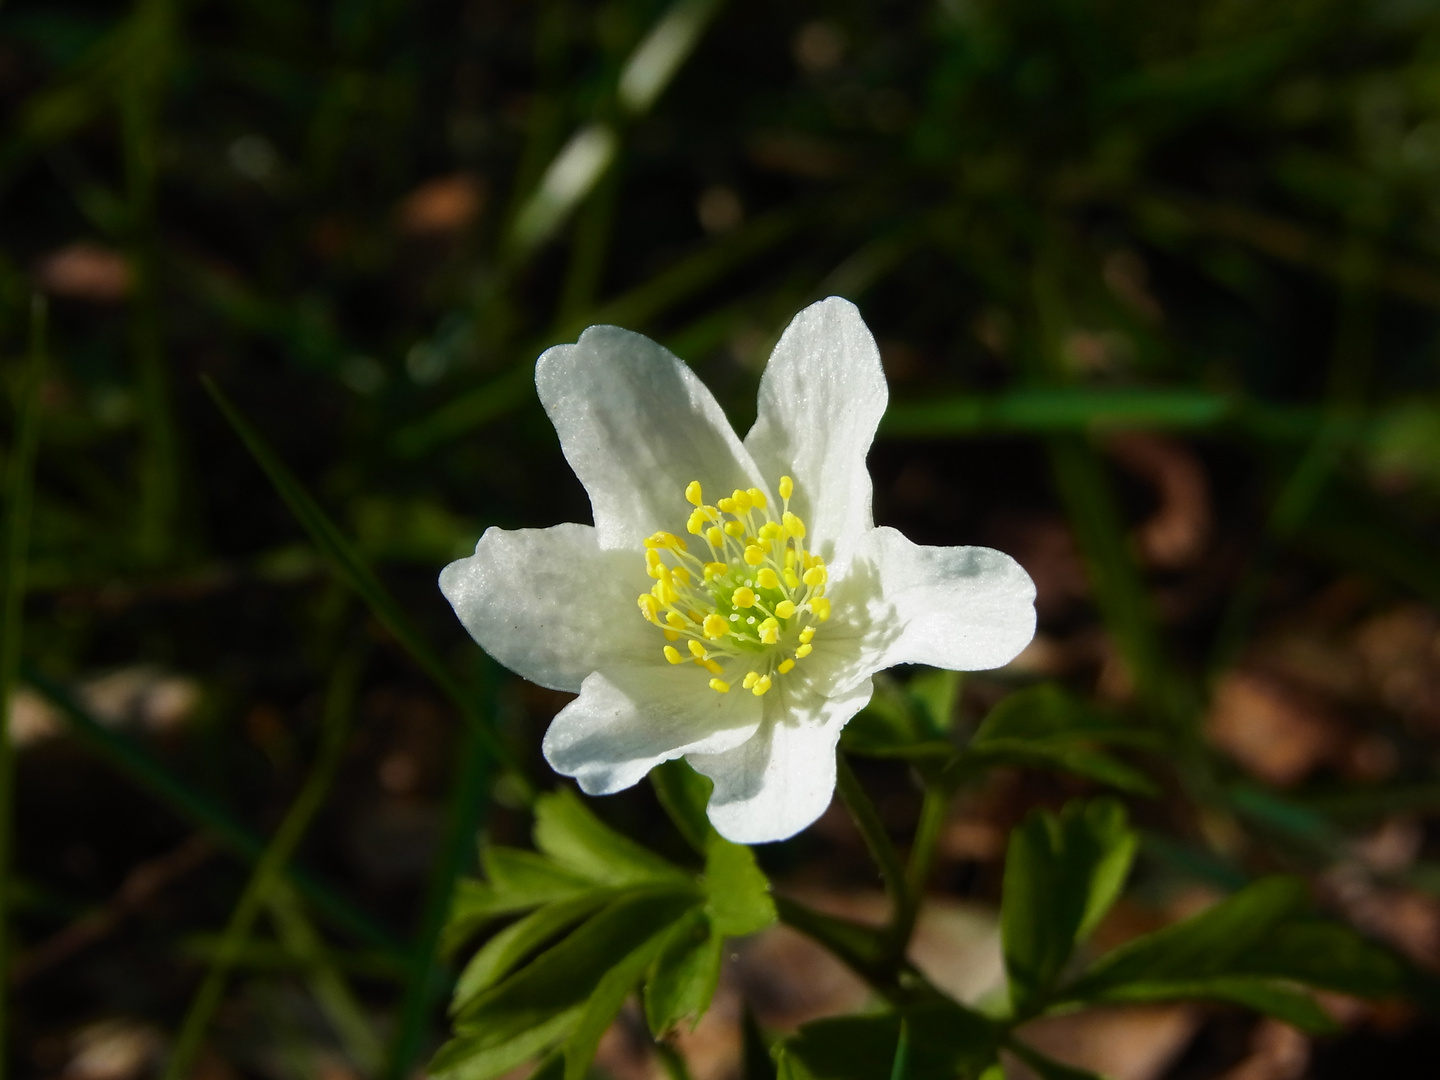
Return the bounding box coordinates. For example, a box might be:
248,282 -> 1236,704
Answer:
835,756 -> 908,923
889,783 -> 949,954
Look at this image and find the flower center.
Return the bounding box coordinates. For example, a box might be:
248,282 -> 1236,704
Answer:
636,475 -> 831,696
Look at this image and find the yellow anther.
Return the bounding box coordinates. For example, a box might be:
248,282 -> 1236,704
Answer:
758,618 -> 780,645
783,512 -> 806,539
732,489 -> 753,512
666,611 -> 686,629
783,568 -> 800,589
652,578 -> 679,605
664,628 -> 680,641
688,639 -> 707,659
748,488 -> 767,509
751,675 -> 772,696
742,671 -> 759,689
709,678 -> 731,693
812,597 -> 832,622
672,566 -> 691,586
775,600 -> 796,619
702,613 -> 728,639
778,658 -> 796,674
702,659 -> 724,675
686,480 -> 703,506
779,475 -> 793,500
795,643 -> 813,659
799,626 -> 815,644
756,568 -> 779,590
687,509 -> 708,535
803,565 -> 827,587
758,522 -> 780,541
724,520 -> 746,537
784,549 -> 796,569
706,526 -> 725,547
664,646 -> 685,665
743,545 -> 765,566
733,587 -> 756,609
704,562 -> 727,580
717,497 -> 737,514
638,595 -> 661,622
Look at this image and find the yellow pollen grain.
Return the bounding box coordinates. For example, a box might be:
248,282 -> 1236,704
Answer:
717,497 -> 737,514
748,487 -> 767,509
732,489 -> 753,512
779,475 -> 794,500
742,671 -> 759,689
803,565 -> 827,587
706,526 -> 724,547
778,658 -> 795,674
709,678 -> 730,693
743,545 -> 765,566
783,512 -> 805,539
775,600 -> 796,619
702,659 -> 723,675
686,480 -> 703,506
702,613 -> 728,639
758,618 -> 779,645
688,639 -> 706,658
756,568 -> 779,590
799,626 -> 815,644
751,675 -> 772,696
664,646 -> 684,664
733,587 -> 756,609
812,597 -> 832,622
638,595 -> 660,622
795,643 -> 813,659
724,521 -> 746,537
687,510 -> 707,535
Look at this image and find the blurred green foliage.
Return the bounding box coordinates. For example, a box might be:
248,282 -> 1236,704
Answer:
8,0 -> 1440,1076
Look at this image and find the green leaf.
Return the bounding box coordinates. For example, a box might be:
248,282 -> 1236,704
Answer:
644,908 -> 722,1037
841,676 -> 957,762
1086,977 -> 1336,1034
533,788 -> 689,886
704,831 -> 777,937
453,887 -> 698,1034
1059,877 -> 1310,1004
442,853 -> 598,955
450,891 -> 617,1016
1230,920 -> 1409,998
430,1008 -> 579,1080
651,758 -> 714,853
562,913 -> 685,1080
776,1002 -> 997,1080
908,668 -> 962,735
965,685 -> 1158,794
1001,798 -> 1137,1018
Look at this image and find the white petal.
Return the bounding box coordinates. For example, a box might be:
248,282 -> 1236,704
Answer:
687,679 -> 874,844
536,326 -> 767,549
845,526 -> 1037,678
743,298 -> 887,569
543,666 -> 764,796
439,523 -> 654,693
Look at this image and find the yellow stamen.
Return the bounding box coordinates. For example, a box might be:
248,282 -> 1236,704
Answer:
706,526 -> 725,547
664,646 -> 685,664
756,568 -> 779,590
811,597 -> 831,622
783,512 -> 805,539
733,587 -> 756,609
688,639 -> 706,658
702,658 -> 723,675
778,658 -> 795,674
732,489 -> 753,512
747,488 -> 767,509
717,497 -> 737,514
638,595 -> 661,622
775,600 -> 796,619
709,678 -> 730,693
686,480 -> 703,506
664,629 -> 679,641
751,675 -> 772,696
799,626 -> 815,644
783,568 -> 800,589
803,565 -> 827,587
702,613 -> 728,639
743,544 -> 765,566
779,475 -> 793,500
723,520 -> 746,537
758,617 -> 780,645
742,671 -> 760,689
665,611 -> 686,629
795,643 -> 813,659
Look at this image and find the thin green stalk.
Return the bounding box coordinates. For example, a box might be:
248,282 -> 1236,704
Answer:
162,645 -> 366,1080
835,756 -> 908,923
201,376 -> 532,803
23,662 -> 398,953
0,296 -> 46,1080
382,663 -> 496,1080
267,884 -> 385,1074
654,1042 -> 695,1080
890,784 -> 949,954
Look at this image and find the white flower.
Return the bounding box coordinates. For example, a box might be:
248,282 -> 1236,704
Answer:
440,298 -> 1036,844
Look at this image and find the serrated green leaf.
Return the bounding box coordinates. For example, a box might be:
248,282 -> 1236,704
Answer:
453,887 -> 699,1033
442,853 -> 599,955
563,912 -> 687,1080
651,758 -> 715,853
705,832 -> 776,936
1085,977 -> 1336,1033
1001,798 -> 1137,1018
451,891 -> 618,1016
908,668 -> 962,735
534,789 -> 689,885
776,1002 -> 997,1080
1059,877 -> 1310,1004
645,908 -> 723,1037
